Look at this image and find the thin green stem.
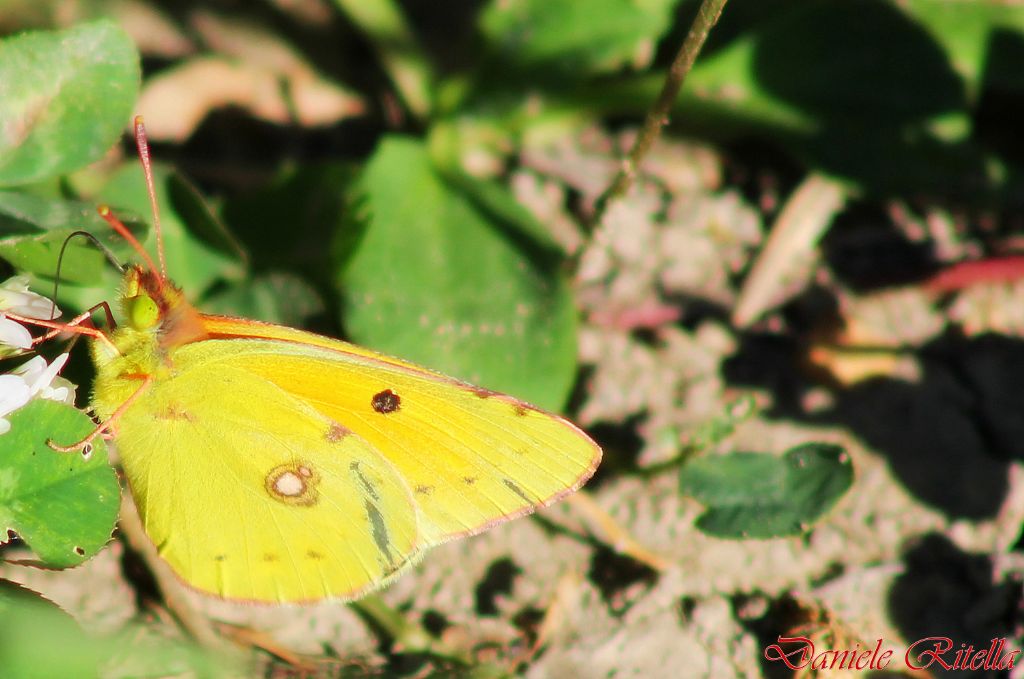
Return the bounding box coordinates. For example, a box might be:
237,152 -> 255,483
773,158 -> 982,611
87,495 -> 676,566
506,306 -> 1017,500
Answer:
589,0 -> 728,231
350,595 -> 471,664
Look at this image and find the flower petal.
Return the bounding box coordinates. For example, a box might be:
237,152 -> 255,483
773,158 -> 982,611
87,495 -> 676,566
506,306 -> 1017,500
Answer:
11,355 -> 46,384
0,276 -> 60,319
44,375 -> 78,406
0,373 -> 31,417
0,315 -> 32,350
23,353 -> 70,398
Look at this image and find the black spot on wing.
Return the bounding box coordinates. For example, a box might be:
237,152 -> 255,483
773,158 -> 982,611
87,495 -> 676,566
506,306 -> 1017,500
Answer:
371,389 -> 401,414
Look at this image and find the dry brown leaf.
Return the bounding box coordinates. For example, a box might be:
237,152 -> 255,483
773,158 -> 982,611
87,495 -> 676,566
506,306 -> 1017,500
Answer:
808,288 -> 943,386
137,57 -> 364,142
190,11 -> 315,78
264,0 -> 333,26
135,11 -> 364,141
113,0 -> 194,59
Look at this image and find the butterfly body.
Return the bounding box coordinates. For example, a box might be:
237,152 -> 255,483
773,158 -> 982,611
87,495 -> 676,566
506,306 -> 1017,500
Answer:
90,266 -> 601,603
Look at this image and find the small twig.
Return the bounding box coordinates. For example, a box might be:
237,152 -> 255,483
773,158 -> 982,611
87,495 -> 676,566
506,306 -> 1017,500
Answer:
567,491 -> 672,572
215,622 -> 316,670
589,0 -> 728,231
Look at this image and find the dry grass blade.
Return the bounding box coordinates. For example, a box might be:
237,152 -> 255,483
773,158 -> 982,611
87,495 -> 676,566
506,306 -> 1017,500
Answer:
732,174 -> 849,328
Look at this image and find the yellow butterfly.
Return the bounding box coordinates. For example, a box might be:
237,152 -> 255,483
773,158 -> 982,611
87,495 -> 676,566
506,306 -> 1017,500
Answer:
42,118 -> 600,604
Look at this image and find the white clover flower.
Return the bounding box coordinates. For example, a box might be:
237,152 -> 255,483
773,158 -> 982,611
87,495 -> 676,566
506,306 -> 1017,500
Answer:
0,374 -> 31,434
0,275 -> 60,320
0,353 -> 76,434
0,314 -> 32,350
0,276 -> 62,355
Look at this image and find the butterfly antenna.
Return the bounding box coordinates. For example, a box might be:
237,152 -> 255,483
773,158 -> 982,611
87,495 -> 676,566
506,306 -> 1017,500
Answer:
133,115 -> 167,278
97,206 -> 162,288
52,231 -> 126,318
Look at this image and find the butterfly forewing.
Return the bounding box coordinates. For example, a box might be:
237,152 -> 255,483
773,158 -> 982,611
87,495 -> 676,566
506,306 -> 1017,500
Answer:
186,324 -> 601,545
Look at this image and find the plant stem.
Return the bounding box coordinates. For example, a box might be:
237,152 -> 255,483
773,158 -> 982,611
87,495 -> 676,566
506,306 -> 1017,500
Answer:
350,595 -> 472,664
590,0 -> 728,230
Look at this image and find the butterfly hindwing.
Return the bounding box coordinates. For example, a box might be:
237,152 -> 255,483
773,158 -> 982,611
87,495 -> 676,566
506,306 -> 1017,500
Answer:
115,355 -> 421,603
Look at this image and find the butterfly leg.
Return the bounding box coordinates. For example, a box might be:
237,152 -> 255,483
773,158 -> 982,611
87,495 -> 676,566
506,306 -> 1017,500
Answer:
47,373 -> 153,457
7,302 -> 120,356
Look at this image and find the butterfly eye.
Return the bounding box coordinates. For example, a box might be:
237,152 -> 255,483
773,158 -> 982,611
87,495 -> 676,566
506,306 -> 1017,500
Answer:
127,294 -> 160,330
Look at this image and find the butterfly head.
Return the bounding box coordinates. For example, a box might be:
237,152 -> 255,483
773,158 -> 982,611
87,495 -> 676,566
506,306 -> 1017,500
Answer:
119,265 -> 205,348
120,266 -> 169,330
121,268 -> 160,331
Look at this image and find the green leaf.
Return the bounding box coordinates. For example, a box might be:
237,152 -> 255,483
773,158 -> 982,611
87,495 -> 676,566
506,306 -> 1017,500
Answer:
0,399 -> 119,568
681,395 -> 759,455
679,0 -> 967,128
679,443 -> 853,539
334,136 -> 579,411
0,20 -> 140,186
0,579 -> 238,676
479,0 -> 678,77
220,162 -> 356,278
0,580 -> 103,678
202,271 -> 325,326
553,0 -> 999,195
747,2 -> 964,123
903,0 -> 1024,95
167,174 -> 249,268
0,191 -> 148,284
672,0 -> 986,194
433,163 -> 564,252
